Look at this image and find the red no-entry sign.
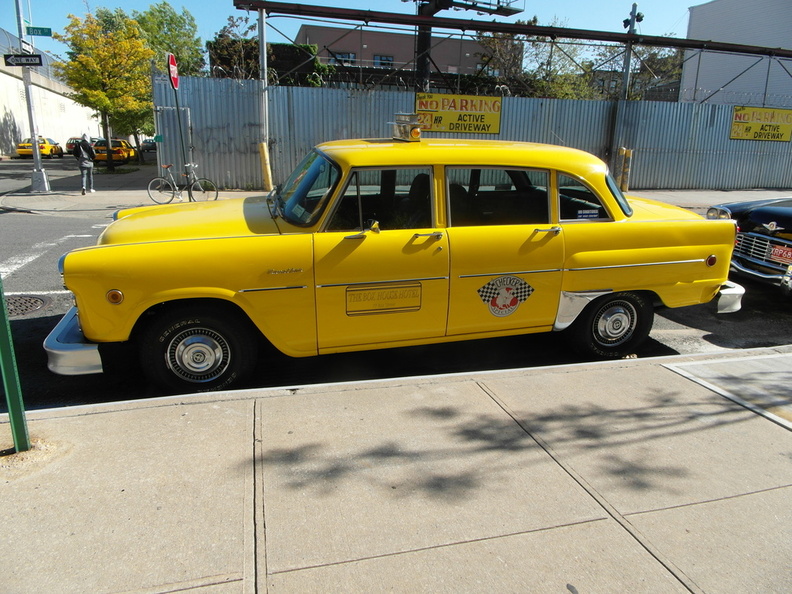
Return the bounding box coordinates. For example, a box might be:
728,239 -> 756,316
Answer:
167,53 -> 179,90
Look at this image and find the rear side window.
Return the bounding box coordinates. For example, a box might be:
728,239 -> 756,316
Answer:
446,168 -> 550,226
558,174 -> 609,221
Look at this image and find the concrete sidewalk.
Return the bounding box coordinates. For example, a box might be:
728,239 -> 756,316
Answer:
2,348 -> 791,592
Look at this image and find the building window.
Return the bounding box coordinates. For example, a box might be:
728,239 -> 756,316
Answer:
374,55 -> 394,69
331,52 -> 356,66
477,63 -> 501,77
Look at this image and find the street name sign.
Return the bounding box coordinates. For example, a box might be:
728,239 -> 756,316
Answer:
4,54 -> 43,67
26,26 -> 52,36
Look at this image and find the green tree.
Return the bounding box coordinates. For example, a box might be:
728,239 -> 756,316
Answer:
53,11 -> 154,170
477,18 -> 598,99
133,2 -> 205,76
206,16 -> 332,85
630,46 -> 683,101
207,16 -> 260,79
592,42 -> 683,100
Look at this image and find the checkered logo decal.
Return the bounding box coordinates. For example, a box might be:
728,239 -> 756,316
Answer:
477,275 -> 534,317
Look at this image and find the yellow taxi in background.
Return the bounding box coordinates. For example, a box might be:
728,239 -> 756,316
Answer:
94,138 -> 137,164
16,137 -> 64,158
45,120 -> 744,393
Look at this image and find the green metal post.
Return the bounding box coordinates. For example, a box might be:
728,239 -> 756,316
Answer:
0,278 -> 30,452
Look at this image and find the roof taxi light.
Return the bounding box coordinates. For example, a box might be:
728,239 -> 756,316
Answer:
392,113 -> 422,142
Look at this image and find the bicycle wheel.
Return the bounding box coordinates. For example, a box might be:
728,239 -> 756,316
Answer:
147,177 -> 176,204
188,178 -> 218,201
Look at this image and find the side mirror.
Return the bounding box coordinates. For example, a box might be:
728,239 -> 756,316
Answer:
345,220 -> 381,240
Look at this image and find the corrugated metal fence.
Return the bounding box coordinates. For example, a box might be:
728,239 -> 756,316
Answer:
154,75 -> 792,190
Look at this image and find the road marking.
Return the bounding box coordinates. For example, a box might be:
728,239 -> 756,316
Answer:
5,290 -> 71,296
0,234 -> 94,280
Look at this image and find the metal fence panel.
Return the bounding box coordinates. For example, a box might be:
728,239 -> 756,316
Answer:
619,101 -> 792,189
267,86 -> 413,182
154,75 -> 266,190
154,76 -> 792,191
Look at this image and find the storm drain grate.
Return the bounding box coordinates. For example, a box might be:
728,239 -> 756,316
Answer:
4,295 -> 52,317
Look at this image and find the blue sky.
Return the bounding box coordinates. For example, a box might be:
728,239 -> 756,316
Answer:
3,0 -> 696,60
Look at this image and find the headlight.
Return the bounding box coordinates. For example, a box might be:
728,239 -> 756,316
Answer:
706,207 -> 732,220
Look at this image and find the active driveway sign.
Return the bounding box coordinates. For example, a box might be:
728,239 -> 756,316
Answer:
4,54 -> 43,67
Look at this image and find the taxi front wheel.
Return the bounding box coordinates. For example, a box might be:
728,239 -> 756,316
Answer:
138,305 -> 259,393
569,292 -> 653,359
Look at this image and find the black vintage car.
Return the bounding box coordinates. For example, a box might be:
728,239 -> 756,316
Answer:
708,197 -> 792,296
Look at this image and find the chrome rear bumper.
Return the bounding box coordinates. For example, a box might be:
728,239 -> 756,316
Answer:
44,307 -> 103,375
717,280 -> 744,314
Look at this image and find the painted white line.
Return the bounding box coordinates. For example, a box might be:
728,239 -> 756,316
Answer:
0,234 -> 94,280
5,290 -> 71,296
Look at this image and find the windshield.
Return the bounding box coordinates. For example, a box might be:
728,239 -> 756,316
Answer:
281,150 -> 340,226
605,174 -> 633,217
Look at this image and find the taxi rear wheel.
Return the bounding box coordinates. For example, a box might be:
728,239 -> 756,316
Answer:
138,305 -> 259,393
569,292 -> 653,359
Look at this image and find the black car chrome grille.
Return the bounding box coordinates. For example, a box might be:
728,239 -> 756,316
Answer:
735,232 -> 792,269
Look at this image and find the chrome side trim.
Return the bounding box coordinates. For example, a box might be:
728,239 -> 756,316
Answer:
44,307 -> 103,375
553,290 -> 612,331
717,281 -> 744,314
459,269 -> 561,279
239,285 -> 307,293
317,277 -> 447,289
566,259 -> 704,272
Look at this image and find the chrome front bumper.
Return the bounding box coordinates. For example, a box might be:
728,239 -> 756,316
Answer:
717,280 -> 745,314
44,307 -> 103,375
730,259 -> 785,283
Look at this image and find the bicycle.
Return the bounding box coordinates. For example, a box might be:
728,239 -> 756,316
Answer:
147,162 -> 218,204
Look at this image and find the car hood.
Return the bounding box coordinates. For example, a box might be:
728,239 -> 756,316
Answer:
626,195 -> 704,221
99,195 -> 287,245
719,197 -> 792,240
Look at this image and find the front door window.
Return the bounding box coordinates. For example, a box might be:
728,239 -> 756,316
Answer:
315,168 -> 449,350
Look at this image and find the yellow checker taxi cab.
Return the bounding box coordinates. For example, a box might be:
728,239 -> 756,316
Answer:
94,138 -> 137,164
17,137 -> 64,158
45,122 -> 744,392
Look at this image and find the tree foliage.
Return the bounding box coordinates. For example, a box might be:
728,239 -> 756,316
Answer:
133,2 -> 205,76
206,17 -> 260,79
206,16 -> 332,85
476,17 -> 599,99
590,42 -> 683,100
53,10 -> 154,168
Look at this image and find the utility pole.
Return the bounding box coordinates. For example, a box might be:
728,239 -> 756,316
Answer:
14,0 -> 49,192
413,0 -> 522,92
620,3 -> 643,101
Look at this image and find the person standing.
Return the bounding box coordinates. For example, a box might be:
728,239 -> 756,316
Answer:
73,133 -> 96,195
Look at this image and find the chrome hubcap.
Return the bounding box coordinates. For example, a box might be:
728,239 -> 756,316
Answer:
593,301 -> 637,346
166,327 -> 230,383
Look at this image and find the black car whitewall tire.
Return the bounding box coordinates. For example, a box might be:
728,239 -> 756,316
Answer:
569,292 -> 654,358
138,305 -> 259,392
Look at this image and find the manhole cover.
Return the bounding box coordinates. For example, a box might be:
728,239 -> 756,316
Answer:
5,295 -> 52,317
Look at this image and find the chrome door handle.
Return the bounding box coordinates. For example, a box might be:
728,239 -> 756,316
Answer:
413,232 -> 444,239
534,226 -> 561,236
